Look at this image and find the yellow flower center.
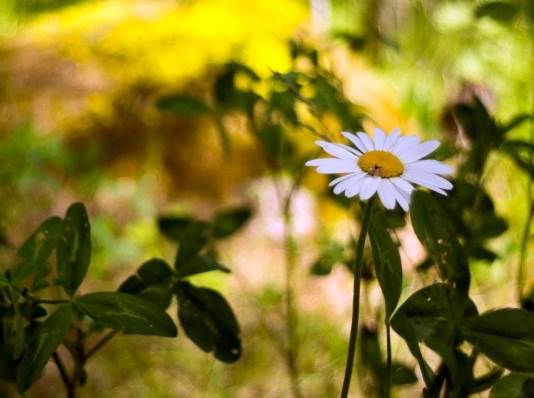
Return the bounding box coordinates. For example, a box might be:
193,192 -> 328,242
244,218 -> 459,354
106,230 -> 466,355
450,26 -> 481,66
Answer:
358,150 -> 404,178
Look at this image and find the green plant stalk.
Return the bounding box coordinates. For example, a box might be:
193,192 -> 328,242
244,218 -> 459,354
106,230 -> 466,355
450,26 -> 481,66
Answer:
340,198 -> 374,398
283,208 -> 302,398
385,323 -> 392,398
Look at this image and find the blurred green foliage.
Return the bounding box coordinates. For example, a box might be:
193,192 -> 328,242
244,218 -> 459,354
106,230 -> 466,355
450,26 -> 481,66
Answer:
0,0 -> 532,397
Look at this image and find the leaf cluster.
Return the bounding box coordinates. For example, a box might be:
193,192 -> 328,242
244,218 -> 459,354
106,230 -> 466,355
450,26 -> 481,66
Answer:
0,203 -> 249,395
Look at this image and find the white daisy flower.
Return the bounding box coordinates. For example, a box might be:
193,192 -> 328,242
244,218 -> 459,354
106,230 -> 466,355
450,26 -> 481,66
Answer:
305,128 -> 453,211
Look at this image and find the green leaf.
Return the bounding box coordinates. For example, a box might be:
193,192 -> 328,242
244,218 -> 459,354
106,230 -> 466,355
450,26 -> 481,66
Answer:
470,368 -> 504,394
118,275 -> 146,294
214,62 -> 260,114
0,272 -> 9,287
175,222 -> 209,265
212,207 -> 251,239
500,113 -> 532,134
136,258 -> 172,285
157,216 -> 195,241
411,191 -> 470,294
369,213 -> 402,320
310,241 -> 344,276
156,95 -> 211,116
175,282 -> 241,362
391,362 -> 418,385
138,286 -> 173,310
475,1 -> 521,24
57,203 -> 91,296
391,283 -> 478,386
75,292 -> 177,337
463,308 -> 534,372
490,373 -> 534,398
175,254 -> 230,278
118,260 -> 173,308
12,217 -> 62,282
502,140 -> 534,178
10,288 -> 25,360
16,304 -> 73,393
390,312 -> 433,386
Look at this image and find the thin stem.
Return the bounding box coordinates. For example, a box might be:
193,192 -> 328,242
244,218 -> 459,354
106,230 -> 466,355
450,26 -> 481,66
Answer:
340,198 -> 374,398
85,330 -> 118,359
283,208 -> 302,398
385,324 -> 392,398
52,352 -> 73,398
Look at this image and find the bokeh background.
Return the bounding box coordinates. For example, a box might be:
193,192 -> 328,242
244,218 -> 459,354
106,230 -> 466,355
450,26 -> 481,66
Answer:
0,0 -> 532,397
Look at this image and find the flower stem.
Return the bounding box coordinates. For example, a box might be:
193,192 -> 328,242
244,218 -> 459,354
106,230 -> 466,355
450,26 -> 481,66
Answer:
385,323 -> 392,398
283,208 -> 302,398
340,198 -> 374,398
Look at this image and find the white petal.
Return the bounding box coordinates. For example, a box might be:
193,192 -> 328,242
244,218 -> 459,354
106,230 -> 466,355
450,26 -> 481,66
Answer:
357,132 -> 375,151
406,160 -> 453,175
337,143 -> 362,156
316,141 -> 357,160
382,129 -> 401,151
329,174 -> 353,187
306,158 -> 358,174
333,173 -> 366,195
390,177 -> 415,195
340,173 -> 367,195
373,128 -> 386,150
400,140 -> 440,163
377,179 -> 395,209
359,176 -> 380,200
389,182 -> 410,211
341,132 -> 368,153
344,174 -> 368,197
391,135 -> 420,156
402,170 -> 453,194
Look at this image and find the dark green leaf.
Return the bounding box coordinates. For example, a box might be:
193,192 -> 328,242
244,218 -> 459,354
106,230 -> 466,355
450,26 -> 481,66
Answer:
391,283 -> 454,356
12,217 -> 62,282
175,222 -> 209,265
467,245 -> 498,262
176,254 -> 230,278
157,216 -> 195,241
333,32 -> 367,51
390,312 -> 433,386
118,275 -> 146,294
75,292 -> 177,337
156,95 -> 211,116
57,203 -> 91,296
11,293 -> 25,360
391,283 -> 478,386
20,303 -> 47,319
138,286 -> 173,310
411,191 -> 470,294
490,373 -> 533,398
16,304 -> 73,393
137,258 -> 172,285
369,213 -> 402,320
475,1 -> 521,23
470,368 -> 504,394
212,207 -> 251,239
500,113 -> 532,134
0,272 -> 8,287
502,140 -> 534,178
391,362 -> 418,385
214,62 -> 260,113
310,241 -> 344,276
175,282 -> 241,362
463,308 -> 534,372
523,378 -> 534,396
